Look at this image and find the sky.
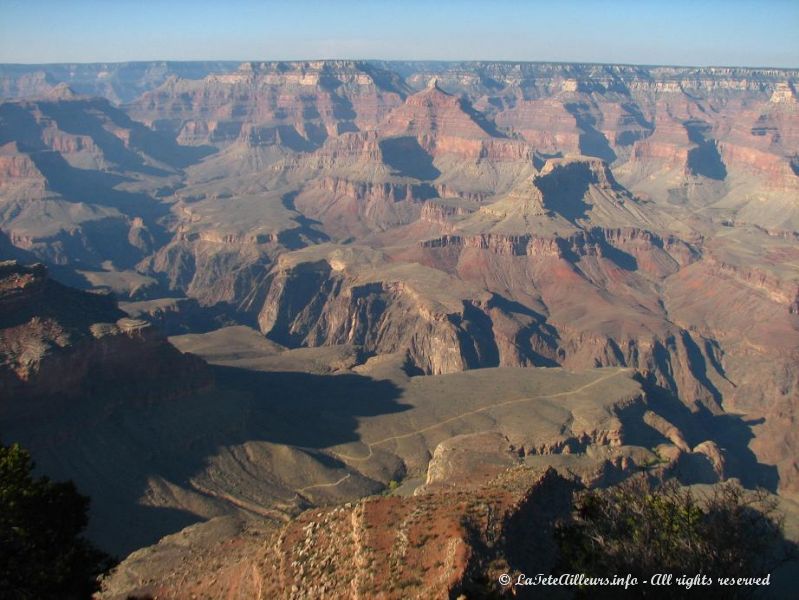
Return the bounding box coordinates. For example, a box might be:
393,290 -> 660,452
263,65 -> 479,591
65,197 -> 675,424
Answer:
0,0 -> 797,68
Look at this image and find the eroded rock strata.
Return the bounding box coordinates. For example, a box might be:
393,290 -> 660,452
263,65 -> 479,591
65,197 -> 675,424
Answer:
0,61 -> 797,593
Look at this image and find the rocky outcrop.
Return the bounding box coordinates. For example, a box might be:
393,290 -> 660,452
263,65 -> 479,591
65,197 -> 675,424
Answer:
378,79 -> 536,161
421,232 -> 565,257
103,466 -> 575,600
720,143 -> 799,191
420,201 -> 477,228
145,240 -> 273,308
262,467 -> 574,599
295,176 -> 438,236
421,226 -> 693,273
705,256 -> 799,311
257,259 -> 496,374
0,143 -> 46,185
0,261 -> 209,412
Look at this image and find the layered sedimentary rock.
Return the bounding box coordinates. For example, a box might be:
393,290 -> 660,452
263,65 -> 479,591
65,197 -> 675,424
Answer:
255,249 -> 491,375
0,261 -> 208,408
0,61 -> 240,103
0,92 -> 203,279
129,61 -> 407,150
0,61 -> 797,575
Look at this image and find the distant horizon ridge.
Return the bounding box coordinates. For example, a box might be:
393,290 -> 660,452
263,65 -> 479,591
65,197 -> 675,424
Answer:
0,58 -> 797,71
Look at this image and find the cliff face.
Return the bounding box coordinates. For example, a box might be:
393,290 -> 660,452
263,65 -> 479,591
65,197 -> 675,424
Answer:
253,251 -> 726,414
257,258 -> 496,375
294,176 -> 437,237
128,61 -> 407,149
421,226 -> 692,271
0,261 -> 209,412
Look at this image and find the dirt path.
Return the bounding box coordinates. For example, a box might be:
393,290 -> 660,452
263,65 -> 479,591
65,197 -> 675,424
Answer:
295,368 -> 628,495
297,473 -> 352,495
335,368 -> 626,462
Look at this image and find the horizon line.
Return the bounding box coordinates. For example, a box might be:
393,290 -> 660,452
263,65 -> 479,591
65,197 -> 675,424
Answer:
0,58 -> 797,72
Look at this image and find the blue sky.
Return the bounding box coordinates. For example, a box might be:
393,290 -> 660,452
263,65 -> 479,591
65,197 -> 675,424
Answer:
0,0 -> 797,67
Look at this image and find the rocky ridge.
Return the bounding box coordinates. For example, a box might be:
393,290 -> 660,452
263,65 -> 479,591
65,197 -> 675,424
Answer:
0,260 -> 209,410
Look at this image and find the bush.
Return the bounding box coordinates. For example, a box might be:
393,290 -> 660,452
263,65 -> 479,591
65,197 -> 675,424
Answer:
0,442 -> 115,599
555,476 -> 795,599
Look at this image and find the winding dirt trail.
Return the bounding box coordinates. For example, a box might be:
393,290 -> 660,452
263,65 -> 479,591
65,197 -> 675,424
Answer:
335,368 -> 626,462
297,473 -> 352,495
295,368 -> 627,495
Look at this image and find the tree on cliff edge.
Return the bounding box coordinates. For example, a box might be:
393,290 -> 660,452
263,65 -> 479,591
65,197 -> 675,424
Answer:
0,441 -> 114,600
555,476 -> 796,599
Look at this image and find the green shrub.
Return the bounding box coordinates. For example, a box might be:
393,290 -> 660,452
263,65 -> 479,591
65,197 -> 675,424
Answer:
555,477 -> 795,599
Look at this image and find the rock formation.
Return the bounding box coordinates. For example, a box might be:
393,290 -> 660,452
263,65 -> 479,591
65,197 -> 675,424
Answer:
0,260 -> 209,411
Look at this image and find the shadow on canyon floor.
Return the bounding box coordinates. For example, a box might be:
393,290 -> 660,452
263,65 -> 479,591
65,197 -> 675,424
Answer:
210,364 -> 411,448
564,102 -> 617,164
2,365 -> 410,555
641,379 -> 779,492
684,120 -> 727,181
536,160 -> 593,223
3,356 -> 780,556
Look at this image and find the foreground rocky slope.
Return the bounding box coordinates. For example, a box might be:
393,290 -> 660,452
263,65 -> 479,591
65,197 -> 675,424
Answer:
103,467 -> 575,599
100,461 -> 799,599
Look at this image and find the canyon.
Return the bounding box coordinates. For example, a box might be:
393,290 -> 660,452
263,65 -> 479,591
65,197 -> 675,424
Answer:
0,60 -> 797,597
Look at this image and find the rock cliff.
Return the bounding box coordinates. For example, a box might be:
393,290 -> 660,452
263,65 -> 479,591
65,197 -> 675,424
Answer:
0,261 -> 209,410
